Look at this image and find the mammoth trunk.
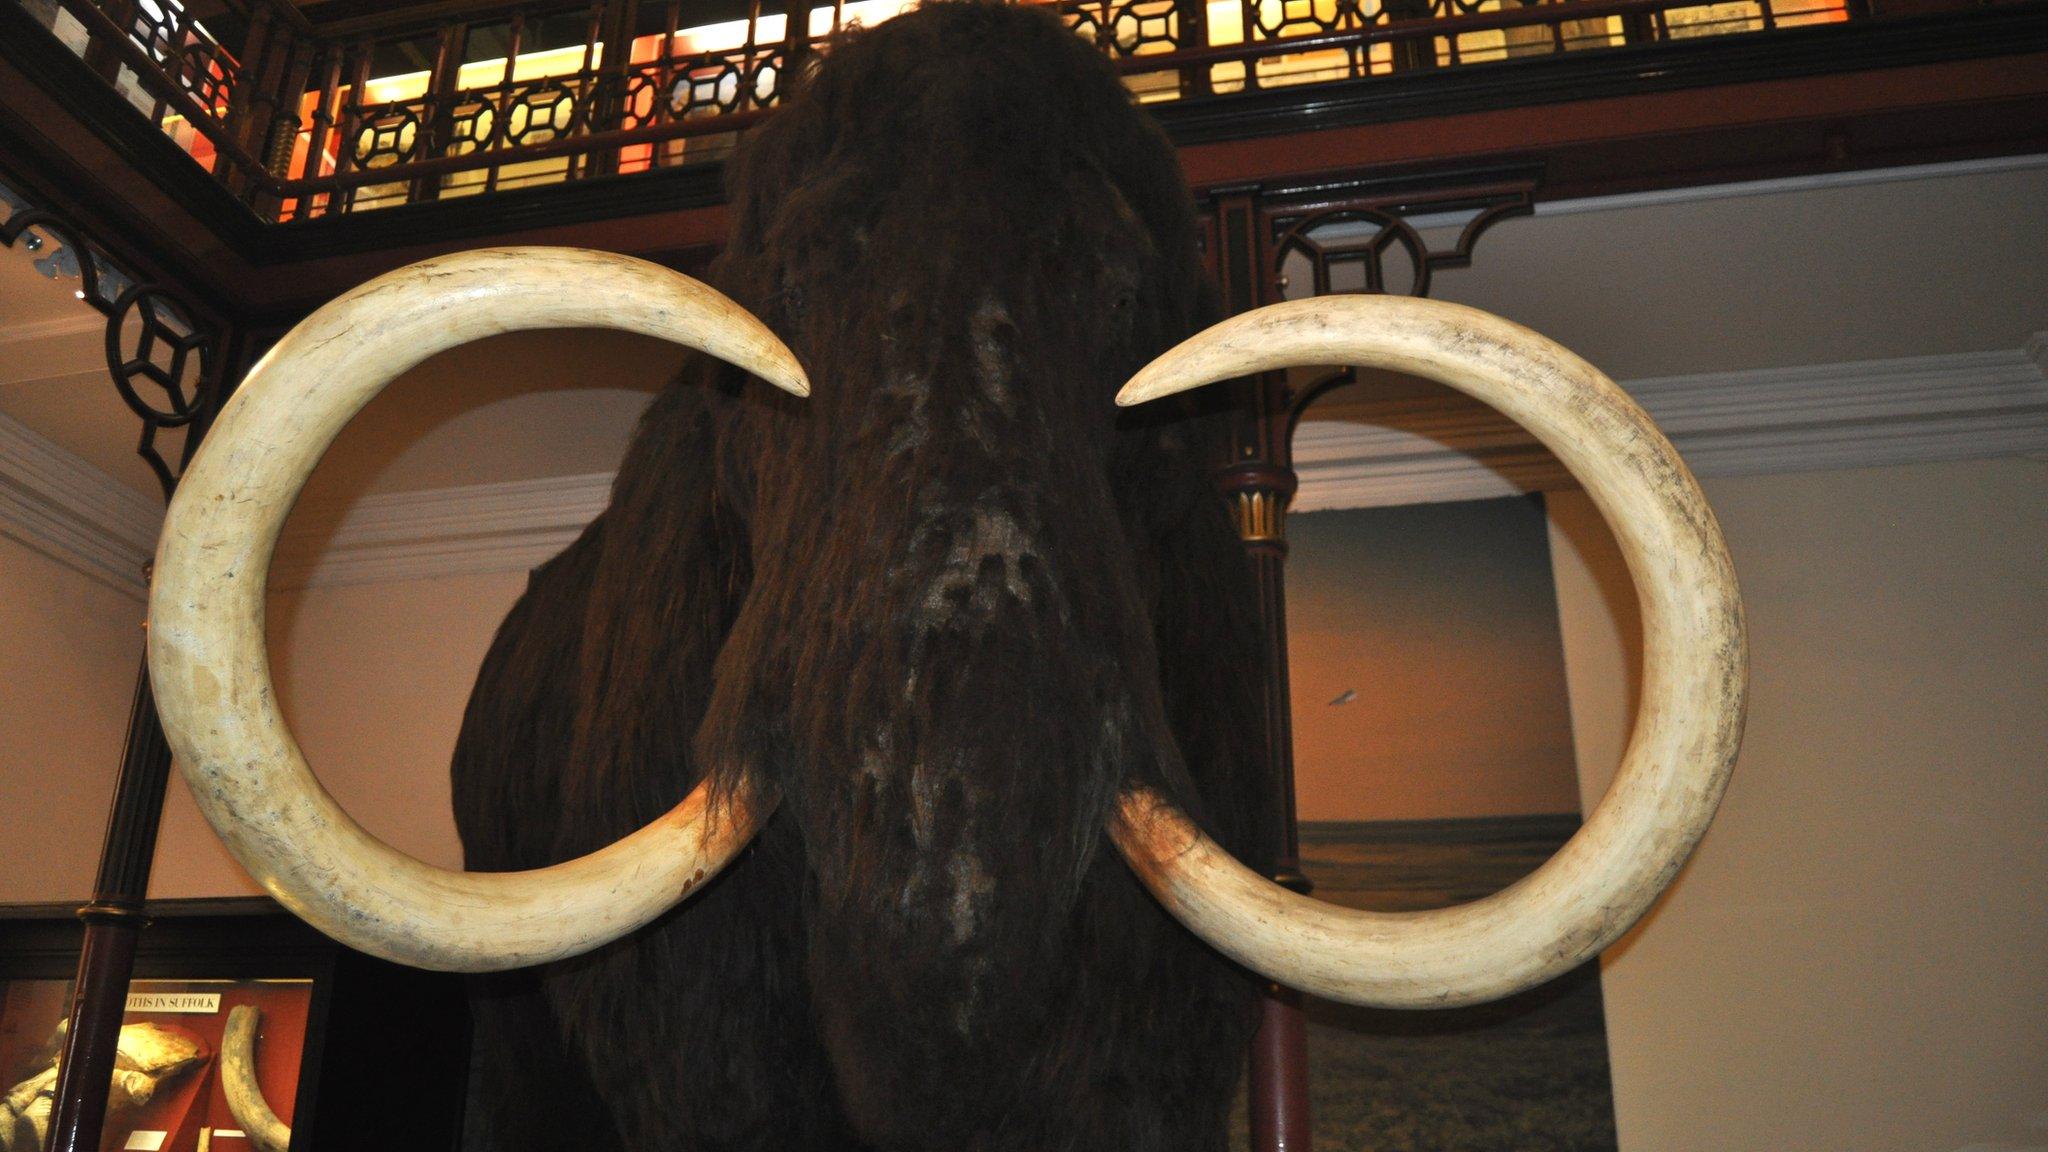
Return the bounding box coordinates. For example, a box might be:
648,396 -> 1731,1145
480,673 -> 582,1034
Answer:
691,366 -> 1184,1136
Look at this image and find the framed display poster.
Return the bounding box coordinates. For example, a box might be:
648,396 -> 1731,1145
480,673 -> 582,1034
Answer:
1,976 -> 312,1152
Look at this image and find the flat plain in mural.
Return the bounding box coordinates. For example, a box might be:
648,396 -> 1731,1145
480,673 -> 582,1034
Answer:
1293,819 -> 1616,1152
1247,495 -> 1617,1151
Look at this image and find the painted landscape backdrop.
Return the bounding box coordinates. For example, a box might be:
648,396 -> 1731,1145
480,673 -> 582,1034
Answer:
1235,494 -> 1618,1150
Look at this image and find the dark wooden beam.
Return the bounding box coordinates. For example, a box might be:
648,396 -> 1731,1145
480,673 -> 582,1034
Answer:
3,2 -> 2043,323
1177,48 -> 2048,198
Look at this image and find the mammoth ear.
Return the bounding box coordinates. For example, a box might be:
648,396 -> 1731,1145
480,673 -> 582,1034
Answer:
562,372 -> 755,857
451,370 -> 749,874
450,514 -> 607,873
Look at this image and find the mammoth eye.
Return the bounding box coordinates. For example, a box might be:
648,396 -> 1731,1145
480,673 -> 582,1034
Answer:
1100,262 -> 1143,318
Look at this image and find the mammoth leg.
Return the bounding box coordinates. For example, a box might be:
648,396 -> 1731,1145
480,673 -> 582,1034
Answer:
1139,467 -> 1281,1150
1077,866 -> 1262,1152
454,525 -> 627,1152
545,815 -> 861,1152
459,969 -> 618,1152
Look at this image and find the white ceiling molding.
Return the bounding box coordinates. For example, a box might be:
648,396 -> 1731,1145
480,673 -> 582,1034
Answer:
1294,337 -> 2048,513
271,473 -> 613,590
0,312 -> 105,386
1385,154 -> 2048,235
278,337 -> 2048,583
0,411 -> 159,598
8,339 -> 2045,592
1531,153 -> 2048,220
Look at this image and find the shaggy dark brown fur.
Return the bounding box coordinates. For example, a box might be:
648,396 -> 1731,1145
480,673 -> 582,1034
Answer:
451,5 -> 1275,1149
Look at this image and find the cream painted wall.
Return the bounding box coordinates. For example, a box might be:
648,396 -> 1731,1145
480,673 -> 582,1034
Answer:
1549,456 -> 2048,1152
9,401 -> 2044,1152
0,537 -> 140,903
146,570 -> 525,898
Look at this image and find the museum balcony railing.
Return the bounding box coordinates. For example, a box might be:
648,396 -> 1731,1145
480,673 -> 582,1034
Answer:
4,0 -> 2027,222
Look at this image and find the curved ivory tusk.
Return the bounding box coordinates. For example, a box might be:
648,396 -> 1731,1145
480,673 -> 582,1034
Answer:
1112,296 -> 1745,1008
149,248 -> 798,972
221,1006 -> 290,1152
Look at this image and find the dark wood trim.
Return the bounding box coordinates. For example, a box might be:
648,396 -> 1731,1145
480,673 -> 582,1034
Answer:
0,897 -> 288,922
1211,183 -> 1318,1152
1178,43 -> 2048,197
0,3 -> 267,242
1249,987 -> 1315,1152
264,159 -> 731,261
45,663 -> 180,1151
5,0 -> 2046,322
1156,1 -> 2048,148
1298,812 -> 1588,845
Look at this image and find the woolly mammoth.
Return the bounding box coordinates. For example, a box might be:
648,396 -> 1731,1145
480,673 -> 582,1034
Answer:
145,6 -> 1743,1151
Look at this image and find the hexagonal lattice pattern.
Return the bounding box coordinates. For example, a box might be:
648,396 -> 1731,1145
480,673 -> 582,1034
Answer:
623,73 -> 663,124
125,0 -> 240,123
106,286 -> 214,497
444,96 -> 500,154
1273,209 -> 1431,297
505,83 -> 580,146
1253,0 -> 1375,38
353,107 -> 423,167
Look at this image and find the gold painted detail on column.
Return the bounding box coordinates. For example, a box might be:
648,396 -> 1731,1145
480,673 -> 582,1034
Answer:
1232,488 -> 1288,543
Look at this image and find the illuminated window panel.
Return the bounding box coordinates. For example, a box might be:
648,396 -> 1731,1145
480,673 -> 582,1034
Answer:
27,0 -> 1860,217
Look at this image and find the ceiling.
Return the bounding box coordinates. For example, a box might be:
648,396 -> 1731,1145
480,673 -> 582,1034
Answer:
0,230 -> 94,326
3,155 -> 2043,507
0,236 -> 170,495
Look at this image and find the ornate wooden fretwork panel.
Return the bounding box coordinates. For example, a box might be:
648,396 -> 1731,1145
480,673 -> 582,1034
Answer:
9,0 -> 1886,221
0,186 -> 227,500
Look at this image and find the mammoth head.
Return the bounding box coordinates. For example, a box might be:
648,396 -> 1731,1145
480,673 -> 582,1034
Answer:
500,8 -> 1274,1061
145,2 -> 1743,1036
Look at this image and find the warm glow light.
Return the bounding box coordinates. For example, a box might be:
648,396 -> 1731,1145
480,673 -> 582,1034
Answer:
237,0 -> 1848,211
673,0 -> 916,52
676,11 -> 783,53
69,0 -> 1857,204
360,42 -> 600,106
1208,0 -> 1246,45
812,0 -> 922,37
356,0 -> 922,103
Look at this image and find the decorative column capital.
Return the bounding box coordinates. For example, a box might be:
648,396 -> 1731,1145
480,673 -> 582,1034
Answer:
1218,463 -> 1297,548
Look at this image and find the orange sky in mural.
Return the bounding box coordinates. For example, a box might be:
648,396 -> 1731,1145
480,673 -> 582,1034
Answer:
1285,497 -> 1581,823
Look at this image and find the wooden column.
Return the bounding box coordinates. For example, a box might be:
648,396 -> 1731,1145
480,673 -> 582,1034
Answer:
44,667 -> 176,1152
42,320 -> 246,1152
1225,463 -> 1316,1152
408,23 -> 470,205
1209,186 -> 1315,1152
585,0 -> 641,179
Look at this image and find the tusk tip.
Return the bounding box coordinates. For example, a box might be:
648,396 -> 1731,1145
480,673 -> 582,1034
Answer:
1114,374 -> 1179,408
1117,356 -> 1219,408
759,360 -> 811,398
